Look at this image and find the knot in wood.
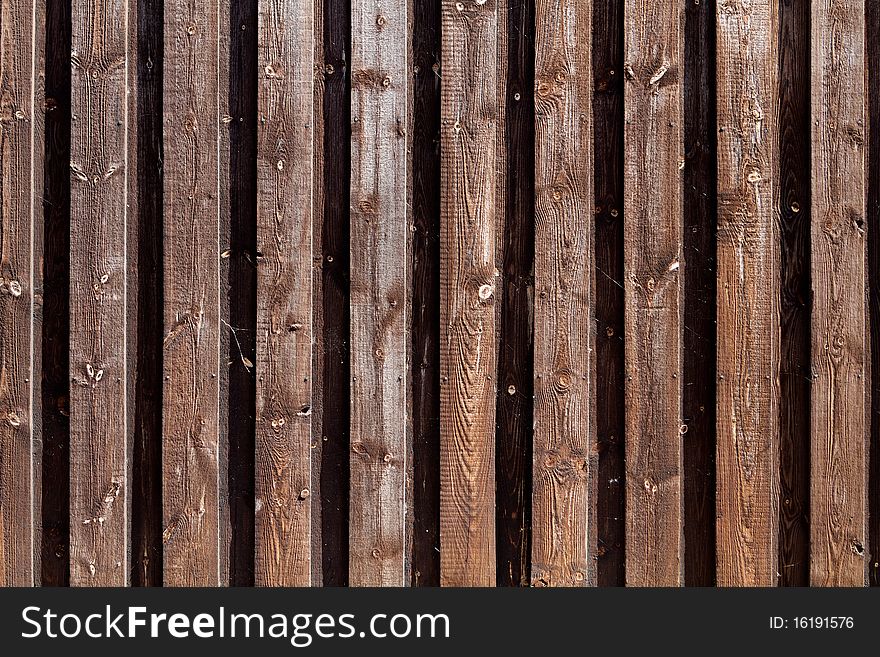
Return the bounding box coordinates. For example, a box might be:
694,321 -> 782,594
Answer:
552,370 -> 572,393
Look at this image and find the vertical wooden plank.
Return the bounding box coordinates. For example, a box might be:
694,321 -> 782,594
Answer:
348,0 -> 408,586
254,0 -> 314,586
440,0 -> 498,586
715,0 -> 778,587
226,0 -> 259,588
0,0 -> 41,586
810,0 -> 868,587
531,0 -> 593,587
410,0 -> 442,587
495,0 -> 534,588
868,0 -> 880,589
319,0 -> 352,587
778,0 -> 811,587
41,0 -> 71,586
163,0 -> 221,586
593,0 -> 625,587
310,0 -> 325,587
682,0 -> 717,588
68,0 -> 130,586
130,0 -> 164,588
623,0 -> 683,586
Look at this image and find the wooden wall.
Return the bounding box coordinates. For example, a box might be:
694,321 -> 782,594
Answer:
0,0 -> 877,587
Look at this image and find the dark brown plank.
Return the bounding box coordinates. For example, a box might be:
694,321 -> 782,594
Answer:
226,0 -> 258,588
496,0 -> 534,588
531,0 -> 593,588
715,0 -> 778,586
623,0 -> 683,586
778,0 -> 811,588
593,0 -> 625,587
411,0 -> 441,587
810,0 -> 868,587
254,0 -> 314,587
440,0 -> 498,586
319,0 -> 351,587
162,0 -> 222,586
41,0 -> 71,587
68,0 -> 130,586
131,0 -> 163,588
0,0 -> 42,586
682,0 -> 716,588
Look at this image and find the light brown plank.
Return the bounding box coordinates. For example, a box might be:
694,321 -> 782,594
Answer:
810,0 -> 868,587
439,0 -> 498,586
349,0 -> 409,586
68,0 -> 130,586
163,0 -> 222,586
254,0 -> 314,587
623,0 -> 684,586
715,0 -> 779,587
0,0 -> 42,586
531,0 -> 594,587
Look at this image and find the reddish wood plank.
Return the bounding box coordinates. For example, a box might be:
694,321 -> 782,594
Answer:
715,0 -> 779,586
810,0 -> 868,587
0,0 -> 42,586
162,0 -> 222,586
439,0 -> 498,586
253,0 -> 314,586
68,0 -> 130,586
622,0 -> 684,586
531,0 -> 594,587
348,0 -> 409,586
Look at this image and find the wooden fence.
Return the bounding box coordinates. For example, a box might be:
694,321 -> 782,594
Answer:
0,0 -> 877,587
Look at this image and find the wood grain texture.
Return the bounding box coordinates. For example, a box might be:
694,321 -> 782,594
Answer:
778,0 -> 811,587
868,0 -> 880,588
349,0 -> 409,586
622,0 -> 683,587
439,0 -> 498,586
0,0 -> 41,586
162,0 -> 222,586
531,0 -> 593,588
68,0 -> 130,586
810,0 -> 868,587
715,0 -> 778,587
254,0 -> 314,587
